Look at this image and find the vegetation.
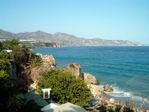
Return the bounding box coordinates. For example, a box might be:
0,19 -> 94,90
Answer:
30,52 -> 42,68
0,39 -> 139,111
0,77 -> 41,112
0,70 -> 8,78
2,39 -> 20,50
0,39 -> 42,112
0,51 -> 10,72
38,69 -> 92,107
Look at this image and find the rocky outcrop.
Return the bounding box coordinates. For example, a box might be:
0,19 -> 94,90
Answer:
64,64 -> 101,96
64,63 -> 80,78
41,55 -> 55,66
87,84 -> 100,97
30,64 -> 53,84
26,55 -> 55,89
82,72 -> 99,85
103,84 -> 113,92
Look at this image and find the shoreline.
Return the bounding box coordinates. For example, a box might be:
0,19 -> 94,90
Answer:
99,85 -> 149,109
35,50 -> 149,110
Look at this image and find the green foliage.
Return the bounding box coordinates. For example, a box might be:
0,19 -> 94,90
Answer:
38,69 -> 92,107
0,51 -> 9,59
0,39 -> 42,111
0,70 -> 8,78
31,59 -> 42,68
0,42 -> 3,51
3,39 -> 19,50
30,52 -> 42,68
0,51 -> 10,71
12,45 -> 30,65
0,78 -> 41,112
0,59 -> 10,70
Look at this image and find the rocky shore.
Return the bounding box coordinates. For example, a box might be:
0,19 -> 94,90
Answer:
28,54 -> 146,111
63,63 -> 147,111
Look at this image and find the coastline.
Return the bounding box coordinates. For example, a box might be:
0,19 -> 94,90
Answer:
101,85 -> 149,109
33,47 -> 149,110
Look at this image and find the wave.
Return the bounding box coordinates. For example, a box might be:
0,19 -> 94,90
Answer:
105,85 -> 149,109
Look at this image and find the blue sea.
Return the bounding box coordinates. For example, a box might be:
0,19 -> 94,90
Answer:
33,46 -> 149,107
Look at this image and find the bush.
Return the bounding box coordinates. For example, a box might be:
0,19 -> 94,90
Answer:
38,69 -> 92,107
0,59 -> 10,70
0,51 -> 9,59
30,52 -> 42,68
3,39 -> 19,50
0,70 -> 8,78
12,45 -> 30,65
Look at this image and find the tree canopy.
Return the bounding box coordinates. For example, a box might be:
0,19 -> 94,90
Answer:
0,39 -> 42,112
38,69 -> 92,107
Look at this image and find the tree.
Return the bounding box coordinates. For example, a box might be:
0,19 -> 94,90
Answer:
0,51 -> 10,72
0,40 -> 42,112
0,42 -> 3,51
0,77 -> 41,112
38,69 -> 92,107
0,70 -> 8,78
3,39 -> 19,50
0,51 -> 9,59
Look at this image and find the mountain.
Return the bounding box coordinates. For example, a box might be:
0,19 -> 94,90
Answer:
0,29 -> 17,39
0,29 -> 139,47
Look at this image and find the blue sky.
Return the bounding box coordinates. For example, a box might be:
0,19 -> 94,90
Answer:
0,0 -> 149,44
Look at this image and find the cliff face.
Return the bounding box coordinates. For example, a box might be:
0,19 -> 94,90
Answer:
23,42 -> 60,48
41,55 -> 55,65
28,55 -> 55,89
82,72 -> 99,85
64,63 -> 101,96
64,63 -> 81,78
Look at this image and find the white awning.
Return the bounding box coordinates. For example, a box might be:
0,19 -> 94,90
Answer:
41,102 -> 86,112
54,102 -> 86,112
41,103 -> 58,112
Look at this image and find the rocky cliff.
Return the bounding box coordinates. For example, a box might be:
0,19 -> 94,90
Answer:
64,63 -> 81,78
64,63 -> 101,96
27,55 -> 56,89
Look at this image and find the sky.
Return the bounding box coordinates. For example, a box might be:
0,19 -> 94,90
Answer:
0,0 -> 149,44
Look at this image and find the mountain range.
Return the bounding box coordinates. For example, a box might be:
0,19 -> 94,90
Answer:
0,29 -> 139,47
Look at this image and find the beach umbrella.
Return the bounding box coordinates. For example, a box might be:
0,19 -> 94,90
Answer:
53,102 -> 86,112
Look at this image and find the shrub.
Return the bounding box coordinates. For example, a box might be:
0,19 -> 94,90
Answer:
0,70 -> 8,78
38,69 -> 92,107
0,51 -> 9,59
3,39 -> 19,50
0,59 -> 10,69
30,52 -> 42,68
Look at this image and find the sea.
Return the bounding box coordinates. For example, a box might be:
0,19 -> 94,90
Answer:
33,46 -> 149,108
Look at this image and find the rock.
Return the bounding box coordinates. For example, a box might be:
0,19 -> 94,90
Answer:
41,55 -> 55,66
103,84 -> 113,92
64,63 -> 80,78
29,64 -> 53,89
24,55 -> 56,89
87,84 -> 100,97
64,64 -> 101,97
82,72 -> 99,85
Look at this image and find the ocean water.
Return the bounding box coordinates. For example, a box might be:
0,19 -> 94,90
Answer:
33,46 -> 149,101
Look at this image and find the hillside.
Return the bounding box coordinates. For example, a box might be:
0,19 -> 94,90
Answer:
0,29 -> 139,47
